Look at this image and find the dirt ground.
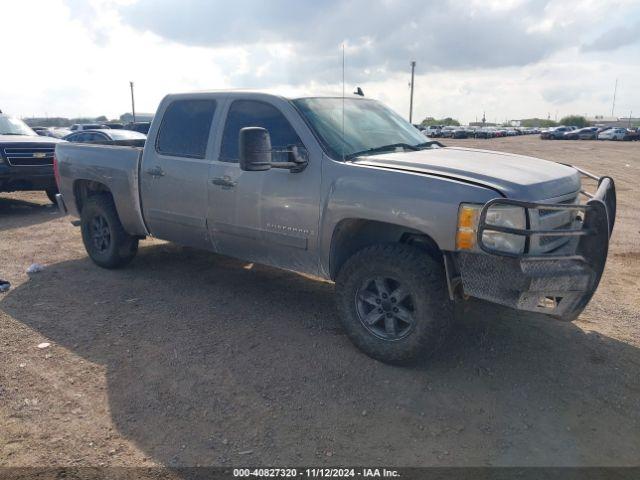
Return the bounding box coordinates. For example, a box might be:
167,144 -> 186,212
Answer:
0,136 -> 638,467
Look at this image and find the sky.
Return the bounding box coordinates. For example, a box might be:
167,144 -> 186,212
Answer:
1,0 -> 639,124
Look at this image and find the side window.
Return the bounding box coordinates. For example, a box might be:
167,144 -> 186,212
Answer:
93,133 -> 109,143
220,100 -> 302,163
156,99 -> 217,159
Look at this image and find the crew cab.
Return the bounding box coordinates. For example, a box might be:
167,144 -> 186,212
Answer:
0,113 -> 63,203
54,90 -> 616,364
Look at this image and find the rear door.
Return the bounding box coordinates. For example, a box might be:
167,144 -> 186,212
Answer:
140,97 -> 220,249
207,97 -> 322,275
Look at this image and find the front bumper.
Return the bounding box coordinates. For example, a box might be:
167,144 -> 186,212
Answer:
454,172 -> 616,321
0,163 -> 56,191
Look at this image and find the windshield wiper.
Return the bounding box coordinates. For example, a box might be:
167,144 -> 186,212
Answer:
345,143 -> 421,160
416,140 -> 445,148
0,133 -> 28,136
345,141 -> 445,160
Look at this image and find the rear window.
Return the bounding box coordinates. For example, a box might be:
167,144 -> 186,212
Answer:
156,99 -> 216,158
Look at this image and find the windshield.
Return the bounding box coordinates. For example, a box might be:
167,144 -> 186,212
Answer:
292,97 -> 427,159
0,115 -> 36,136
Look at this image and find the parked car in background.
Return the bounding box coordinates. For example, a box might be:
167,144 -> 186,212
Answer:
541,126 -> 571,139
34,127 -> 73,139
64,129 -> 147,147
474,127 -> 494,139
32,126 -> 49,136
564,127 -> 598,140
623,128 -> 639,141
48,127 -> 73,139
452,127 -> 468,139
0,113 -> 63,203
105,123 -> 125,130
597,127 -> 630,141
440,126 -> 457,138
124,121 -> 152,135
55,89 -> 616,364
424,125 -> 443,137
69,123 -> 108,131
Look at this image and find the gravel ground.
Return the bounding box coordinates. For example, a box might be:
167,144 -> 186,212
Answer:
0,135 -> 638,467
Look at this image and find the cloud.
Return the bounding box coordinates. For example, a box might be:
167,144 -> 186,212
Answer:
581,20 -> 640,52
541,86 -> 583,105
1,0 -> 638,124
117,0 -> 576,85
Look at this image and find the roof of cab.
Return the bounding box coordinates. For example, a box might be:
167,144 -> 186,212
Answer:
163,88 -> 369,102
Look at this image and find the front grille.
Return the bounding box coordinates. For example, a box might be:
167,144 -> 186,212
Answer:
2,147 -> 55,166
538,198 -> 576,217
529,196 -> 580,254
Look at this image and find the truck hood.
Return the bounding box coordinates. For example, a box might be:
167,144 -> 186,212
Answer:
0,134 -> 63,144
351,146 -> 581,201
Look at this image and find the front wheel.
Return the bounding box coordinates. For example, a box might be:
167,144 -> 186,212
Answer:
335,244 -> 454,365
80,194 -> 138,269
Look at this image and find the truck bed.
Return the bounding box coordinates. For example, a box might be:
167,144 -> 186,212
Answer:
55,142 -> 148,236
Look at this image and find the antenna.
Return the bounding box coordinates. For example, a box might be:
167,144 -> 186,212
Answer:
409,61 -> 416,123
611,78 -> 618,117
342,43 -> 345,161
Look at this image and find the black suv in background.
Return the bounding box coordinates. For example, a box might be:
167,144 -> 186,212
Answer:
0,113 -> 63,203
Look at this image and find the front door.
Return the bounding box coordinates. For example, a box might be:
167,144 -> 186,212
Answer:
207,98 -> 321,275
140,98 -> 218,249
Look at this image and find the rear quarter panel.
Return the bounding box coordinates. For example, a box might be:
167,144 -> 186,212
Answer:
55,142 -> 147,236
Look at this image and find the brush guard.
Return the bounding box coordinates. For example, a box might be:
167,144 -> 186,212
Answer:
457,169 -> 616,321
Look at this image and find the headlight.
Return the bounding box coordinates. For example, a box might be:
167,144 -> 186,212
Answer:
457,203 -> 526,254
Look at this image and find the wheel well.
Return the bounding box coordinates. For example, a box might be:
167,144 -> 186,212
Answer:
73,180 -> 112,213
329,219 -> 442,279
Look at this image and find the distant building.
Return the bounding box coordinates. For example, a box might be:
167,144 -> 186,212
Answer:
587,115 -> 639,127
469,121 -> 497,127
119,112 -> 154,123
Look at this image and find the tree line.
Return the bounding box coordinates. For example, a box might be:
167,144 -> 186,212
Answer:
420,115 -> 592,128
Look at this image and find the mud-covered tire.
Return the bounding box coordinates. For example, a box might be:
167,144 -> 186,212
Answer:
335,244 -> 454,365
45,188 -> 58,204
80,194 -> 138,269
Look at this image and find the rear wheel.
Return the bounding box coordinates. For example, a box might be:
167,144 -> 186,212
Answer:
335,244 -> 454,365
80,194 -> 138,268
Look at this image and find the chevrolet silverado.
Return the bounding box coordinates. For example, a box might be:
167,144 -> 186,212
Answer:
54,91 -> 616,364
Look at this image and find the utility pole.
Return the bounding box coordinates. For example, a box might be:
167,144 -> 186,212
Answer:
611,78 -> 618,117
129,81 -> 136,123
409,61 -> 416,123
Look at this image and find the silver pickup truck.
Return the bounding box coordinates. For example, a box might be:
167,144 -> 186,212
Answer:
54,90 -> 616,364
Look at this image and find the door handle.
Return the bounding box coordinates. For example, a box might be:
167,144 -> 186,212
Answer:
211,176 -> 237,188
145,166 -> 165,177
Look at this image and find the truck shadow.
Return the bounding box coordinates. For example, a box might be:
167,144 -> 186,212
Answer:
2,243 -> 639,466
0,194 -> 58,232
